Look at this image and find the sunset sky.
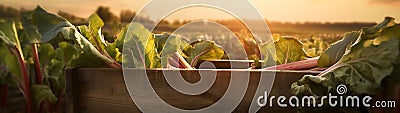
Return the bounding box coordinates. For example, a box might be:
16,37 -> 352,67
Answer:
1,0 -> 400,23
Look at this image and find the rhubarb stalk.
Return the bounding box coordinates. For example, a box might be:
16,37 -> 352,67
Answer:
11,47 -> 33,113
264,57 -> 319,70
31,44 -> 42,84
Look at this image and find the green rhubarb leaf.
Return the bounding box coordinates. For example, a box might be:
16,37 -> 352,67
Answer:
292,17 -> 400,97
44,58 -> 65,91
182,40 -> 224,67
73,27 -> 115,67
105,43 -> 121,63
361,17 -> 396,40
293,37 -> 399,97
154,33 -> 170,54
37,43 -> 68,90
21,6 -> 117,68
32,85 -> 57,108
69,51 -> 109,68
113,24 -> 127,52
318,31 -> 360,67
0,19 -> 21,48
154,33 -> 188,67
88,14 -> 104,38
58,42 -> 80,63
123,23 -> 161,68
154,33 -> 187,55
44,42 -> 78,90
72,13 -> 123,68
269,37 -> 307,65
107,26 -> 127,63
305,48 -> 317,58
0,20 -> 22,78
318,17 -> 397,68
0,64 -> 17,87
38,43 -> 56,68
0,44 -> 21,79
21,6 -> 77,43
78,13 -> 107,53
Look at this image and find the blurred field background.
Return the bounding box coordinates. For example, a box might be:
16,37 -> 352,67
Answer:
2,3 -> 385,59
0,4 -> 377,40
1,4 -> 381,59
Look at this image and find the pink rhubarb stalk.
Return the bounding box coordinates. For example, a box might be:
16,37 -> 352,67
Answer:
264,57 -> 319,70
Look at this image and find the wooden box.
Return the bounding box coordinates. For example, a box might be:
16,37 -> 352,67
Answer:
65,68 -> 321,113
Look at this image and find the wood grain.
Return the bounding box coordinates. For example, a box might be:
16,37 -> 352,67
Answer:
65,68 -> 320,113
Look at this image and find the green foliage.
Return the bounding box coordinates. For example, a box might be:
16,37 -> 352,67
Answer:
122,23 -> 161,68
0,20 -> 22,78
69,13 -> 121,68
0,6 -> 122,112
317,31 -> 360,67
261,36 -> 308,65
0,19 -> 21,48
292,17 -> 400,113
302,37 -> 329,58
21,6 -> 77,43
182,40 -> 225,67
154,33 -> 189,67
32,85 -> 57,108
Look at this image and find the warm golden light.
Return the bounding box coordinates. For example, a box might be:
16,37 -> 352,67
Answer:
1,0 -> 399,22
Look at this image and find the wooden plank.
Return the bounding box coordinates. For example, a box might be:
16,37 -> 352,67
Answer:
65,68 -> 320,113
65,67 -> 79,113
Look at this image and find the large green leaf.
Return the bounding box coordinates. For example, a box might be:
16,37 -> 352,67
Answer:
292,17 -> 400,97
69,51 -> 109,68
32,85 -> 57,108
268,37 -> 307,65
0,20 -> 21,48
292,18 -> 400,113
88,14 -> 104,37
182,40 -> 224,67
293,38 -> 399,98
155,33 -> 188,55
77,13 -> 107,53
318,31 -> 359,67
38,44 -> 56,68
21,6 -> 77,43
154,33 -> 189,67
73,28 -> 116,66
318,17 -> 397,68
36,44 -> 66,90
44,58 -> 65,91
0,20 -> 22,78
123,23 -> 161,68
71,13 -> 123,68
57,42 -> 80,63
21,6 -> 117,68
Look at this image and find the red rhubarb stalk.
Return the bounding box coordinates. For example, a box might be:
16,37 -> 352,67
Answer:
32,44 -> 46,112
173,52 -> 192,69
168,57 -> 180,68
264,57 -> 319,70
11,47 -> 33,113
31,44 -> 42,84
